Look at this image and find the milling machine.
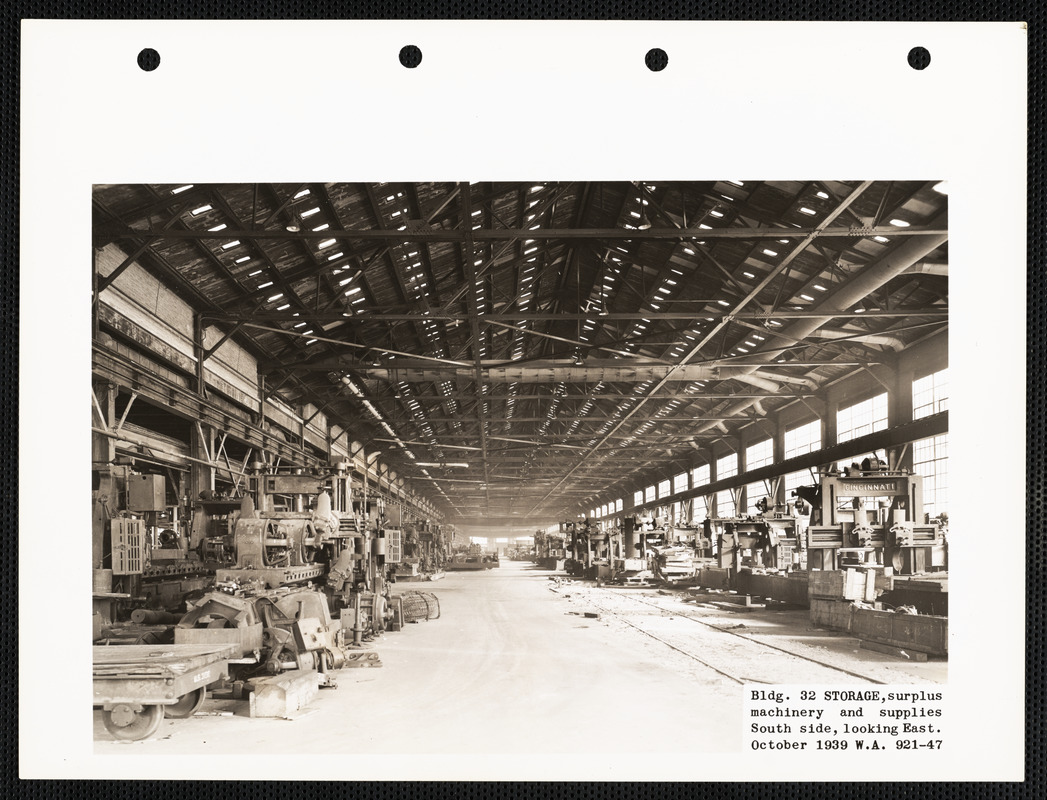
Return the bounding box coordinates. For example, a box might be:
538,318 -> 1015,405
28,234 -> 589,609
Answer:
799,459 -> 946,574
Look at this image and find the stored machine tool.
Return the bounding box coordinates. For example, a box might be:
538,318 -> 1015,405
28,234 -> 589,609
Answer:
800,460 -> 945,574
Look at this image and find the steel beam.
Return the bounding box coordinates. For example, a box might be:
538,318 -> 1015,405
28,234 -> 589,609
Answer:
110,224 -> 947,243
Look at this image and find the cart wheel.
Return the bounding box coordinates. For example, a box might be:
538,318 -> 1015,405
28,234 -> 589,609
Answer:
165,688 -> 206,719
102,703 -> 165,741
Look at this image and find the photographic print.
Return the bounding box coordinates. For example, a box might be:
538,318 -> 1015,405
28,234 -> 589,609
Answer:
21,21 -> 1025,782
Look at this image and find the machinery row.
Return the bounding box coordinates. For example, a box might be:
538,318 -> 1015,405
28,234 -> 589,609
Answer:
543,459 -> 948,613
91,460 -> 447,741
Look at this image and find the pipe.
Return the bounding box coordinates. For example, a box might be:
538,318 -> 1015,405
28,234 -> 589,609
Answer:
687,215 -> 948,439
806,329 -> 907,351
355,362 -> 819,385
732,373 -> 780,392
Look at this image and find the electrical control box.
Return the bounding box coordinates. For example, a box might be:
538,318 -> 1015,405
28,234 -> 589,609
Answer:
127,474 -> 166,511
384,529 -> 402,564
111,518 -> 145,574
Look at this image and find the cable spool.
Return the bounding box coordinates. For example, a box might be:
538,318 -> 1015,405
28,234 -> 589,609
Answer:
399,591 -> 441,622
373,537 -> 386,556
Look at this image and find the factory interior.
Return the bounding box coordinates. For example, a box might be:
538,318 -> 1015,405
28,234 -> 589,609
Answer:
89,180 -> 951,751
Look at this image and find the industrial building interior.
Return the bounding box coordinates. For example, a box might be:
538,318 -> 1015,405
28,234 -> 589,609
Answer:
90,179 -> 949,751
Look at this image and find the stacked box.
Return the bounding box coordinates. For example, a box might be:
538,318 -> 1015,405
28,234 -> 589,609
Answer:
698,567 -> 732,590
808,569 -> 866,601
851,607 -> 948,655
809,598 -> 854,632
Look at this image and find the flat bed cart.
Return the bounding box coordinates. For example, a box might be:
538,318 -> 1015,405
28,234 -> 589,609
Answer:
93,643 -> 237,741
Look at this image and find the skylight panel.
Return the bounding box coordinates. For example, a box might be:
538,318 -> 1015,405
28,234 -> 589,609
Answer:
799,206 -> 816,216
191,204 -> 212,216
814,284 -> 827,291
294,188 -> 311,199
726,180 -> 744,187
889,218 -> 910,227
800,294 -> 814,302
312,223 -> 330,232
743,271 -> 755,279
816,191 -> 829,199
277,303 -> 290,311
248,269 -> 262,277
172,184 -> 194,194
301,207 -> 321,218
327,252 -> 344,261
268,293 -> 284,302
208,223 -> 227,232
709,209 -> 724,218
762,248 -> 778,257
235,256 -> 251,263
873,236 -> 890,243
318,239 -> 337,249
221,240 -> 240,250
258,281 -> 273,289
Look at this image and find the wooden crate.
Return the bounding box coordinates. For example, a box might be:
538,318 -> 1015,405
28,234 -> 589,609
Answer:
808,569 -> 866,600
741,572 -> 810,606
698,567 -> 732,590
851,607 -> 948,655
809,598 -> 854,632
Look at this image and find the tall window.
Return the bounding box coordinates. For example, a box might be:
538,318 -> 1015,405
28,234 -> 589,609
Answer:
692,463 -> 711,488
673,471 -> 689,495
692,495 -> 708,521
837,392 -> 888,443
784,419 -> 821,458
745,438 -> 774,471
615,498 -> 623,513
913,434 -> 948,519
913,368 -> 949,419
645,485 -> 657,504
716,453 -> 738,481
633,490 -> 644,507
657,479 -> 671,499
716,491 -> 736,518
785,468 -> 818,500
745,480 -> 770,514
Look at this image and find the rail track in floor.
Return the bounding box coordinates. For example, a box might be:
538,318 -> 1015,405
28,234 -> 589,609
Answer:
575,588 -> 888,685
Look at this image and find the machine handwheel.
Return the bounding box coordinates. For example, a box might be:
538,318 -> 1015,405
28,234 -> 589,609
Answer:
102,703 -> 165,741
165,687 -> 206,719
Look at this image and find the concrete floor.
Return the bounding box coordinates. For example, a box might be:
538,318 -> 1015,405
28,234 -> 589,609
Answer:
93,560 -> 946,760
